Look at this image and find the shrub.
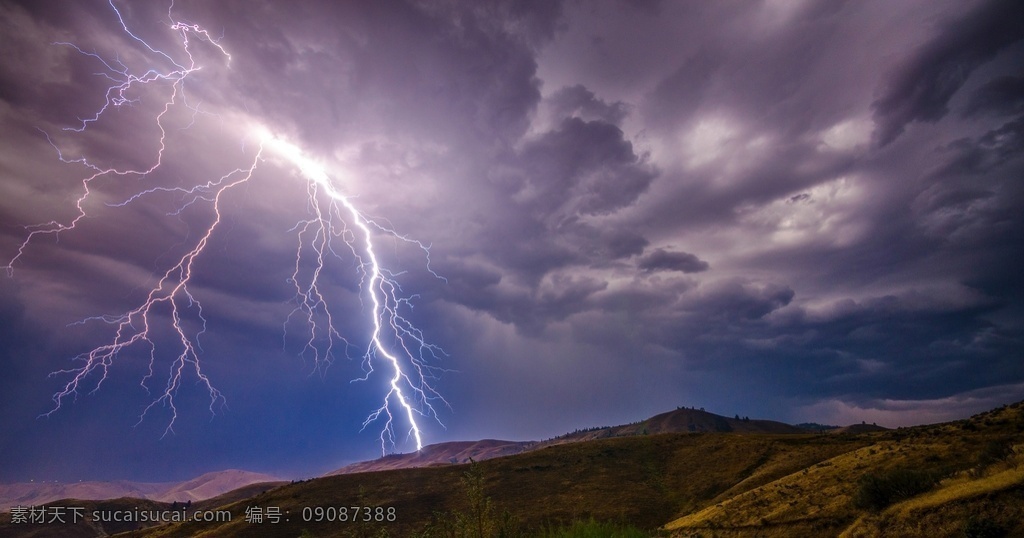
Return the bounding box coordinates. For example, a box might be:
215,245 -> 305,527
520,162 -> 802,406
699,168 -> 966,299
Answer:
977,440 -> 1015,469
420,461 -> 522,538
852,468 -> 940,511
962,517 -> 1008,538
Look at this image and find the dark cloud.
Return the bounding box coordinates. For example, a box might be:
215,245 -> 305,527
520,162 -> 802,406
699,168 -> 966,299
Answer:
872,0 -> 1024,146
438,270 -> 609,336
598,228 -> 649,259
637,248 -> 709,273
457,113 -> 655,289
513,117 -> 655,217
766,296 -> 1014,401
546,84 -> 629,125
963,74 -> 1024,118
689,279 -> 794,321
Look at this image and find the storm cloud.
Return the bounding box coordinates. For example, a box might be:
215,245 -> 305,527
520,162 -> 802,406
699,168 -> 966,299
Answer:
0,0 -> 1022,483
637,248 -> 709,274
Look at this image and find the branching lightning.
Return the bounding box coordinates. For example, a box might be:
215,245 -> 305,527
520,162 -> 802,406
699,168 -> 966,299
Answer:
3,0 -> 446,452
260,133 -> 448,452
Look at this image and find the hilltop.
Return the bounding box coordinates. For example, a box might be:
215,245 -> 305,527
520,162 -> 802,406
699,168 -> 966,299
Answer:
329,406 -> 806,475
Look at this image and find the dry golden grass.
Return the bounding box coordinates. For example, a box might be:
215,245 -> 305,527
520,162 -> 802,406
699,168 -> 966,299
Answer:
666,402 -> 1024,538
838,466 -> 1024,538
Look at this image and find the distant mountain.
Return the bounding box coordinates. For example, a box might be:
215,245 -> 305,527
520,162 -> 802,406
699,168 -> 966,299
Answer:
0,469 -> 282,511
152,469 -> 282,503
328,406 -> 806,475
795,421 -> 889,434
0,481 -> 166,512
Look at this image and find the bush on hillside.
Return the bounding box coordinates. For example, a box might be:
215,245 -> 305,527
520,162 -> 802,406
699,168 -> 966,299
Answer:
962,516 -> 1008,538
852,468 -> 940,511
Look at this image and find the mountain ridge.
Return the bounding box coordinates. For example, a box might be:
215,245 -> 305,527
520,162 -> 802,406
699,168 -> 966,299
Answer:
0,469 -> 282,512
327,406 -> 843,475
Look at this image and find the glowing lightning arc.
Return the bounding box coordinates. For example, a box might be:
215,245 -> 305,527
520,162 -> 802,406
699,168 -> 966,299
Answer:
259,132 -> 448,452
3,0 -> 446,453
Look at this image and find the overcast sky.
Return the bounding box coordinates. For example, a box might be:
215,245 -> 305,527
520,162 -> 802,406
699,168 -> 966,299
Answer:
1,0 -> 1022,482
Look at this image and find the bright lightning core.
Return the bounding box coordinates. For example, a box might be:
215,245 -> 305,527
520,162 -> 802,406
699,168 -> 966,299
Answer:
3,1 -> 447,454
259,129 -> 449,452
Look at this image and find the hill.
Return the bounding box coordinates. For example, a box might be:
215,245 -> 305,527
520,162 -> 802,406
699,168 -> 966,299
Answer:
115,401 -> 1024,537
626,407 -> 805,435
3,403 -> 1021,537
663,402 -> 1024,537
539,407 -> 805,444
152,470 -> 282,503
0,482 -> 169,513
832,422 -> 890,434
329,407 -> 806,475
329,439 -> 535,475
0,470 -> 281,512
102,431 -> 871,537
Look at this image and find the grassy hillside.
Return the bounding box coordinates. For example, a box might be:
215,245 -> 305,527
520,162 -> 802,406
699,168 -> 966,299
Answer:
99,432 -> 866,537
3,402 -> 1021,537
665,402 -> 1024,537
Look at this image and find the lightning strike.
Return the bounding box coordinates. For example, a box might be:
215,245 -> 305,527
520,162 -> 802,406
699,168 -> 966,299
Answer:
4,0 -> 446,452
259,131 -> 448,452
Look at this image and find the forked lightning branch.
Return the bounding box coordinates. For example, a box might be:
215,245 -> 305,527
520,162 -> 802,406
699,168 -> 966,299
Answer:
2,0 -> 447,454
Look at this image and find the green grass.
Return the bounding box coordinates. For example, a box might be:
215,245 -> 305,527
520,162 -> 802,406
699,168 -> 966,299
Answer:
536,518 -> 652,537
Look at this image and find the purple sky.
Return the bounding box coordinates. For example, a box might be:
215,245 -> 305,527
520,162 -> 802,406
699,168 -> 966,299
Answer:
1,0 -> 1022,482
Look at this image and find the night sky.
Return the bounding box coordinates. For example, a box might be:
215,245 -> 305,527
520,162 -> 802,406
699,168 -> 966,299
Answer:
1,0 -> 1023,483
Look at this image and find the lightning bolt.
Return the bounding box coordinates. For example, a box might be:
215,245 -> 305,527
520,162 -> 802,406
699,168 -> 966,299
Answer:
3,0 -> 446,452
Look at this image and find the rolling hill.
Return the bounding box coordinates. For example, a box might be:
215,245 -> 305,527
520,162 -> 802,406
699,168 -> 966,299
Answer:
328,406 -> 807,475
0,470 -> 282,512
